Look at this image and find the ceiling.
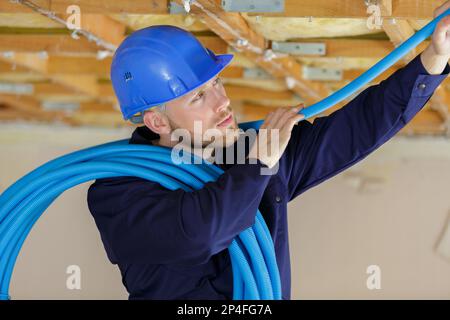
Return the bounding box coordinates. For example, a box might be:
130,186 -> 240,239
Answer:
0,0 -> 448,136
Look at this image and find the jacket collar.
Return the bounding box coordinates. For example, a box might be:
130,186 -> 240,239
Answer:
129,125 -> 160,146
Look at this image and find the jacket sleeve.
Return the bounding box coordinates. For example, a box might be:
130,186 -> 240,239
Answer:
87,159 -> 271,266
283,53 -> 450,202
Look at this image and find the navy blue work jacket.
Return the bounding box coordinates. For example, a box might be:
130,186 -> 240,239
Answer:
87,54 -> 449,299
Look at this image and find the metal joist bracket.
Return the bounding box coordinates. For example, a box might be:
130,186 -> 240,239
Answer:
272,41 -> 326,56
303,66 -> 343,81
243,68 -> 272,80
221,0 -> 284,13
0,82 -> 33,95
41,101 -> 80,112
169,1 -> 187,14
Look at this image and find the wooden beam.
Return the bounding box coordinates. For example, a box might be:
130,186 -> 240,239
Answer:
0,93 -> 74,123
79,102 -> 117,112
246,0 -> 442,19
0,34 -> 99,54
2,7 -> 125,97
295,39 -> 428,59
244,0 -> 391,18
0,32 -> 227,56
225,85 -> 296,101
220,66 -> 243,78
1,4 -> 130,52
391,0 -> 445,19
33,82 -> 76,95
46,56 -> 111,76
79,14 -> 126,47
0,60 -> 29,73
51,74 -> 99,96
0,93 -> 123,126
0,52 -> 48,73
0,52 -> 100,96
382,18 -> 416,61
69,110 -> 129,127
0,32 -> 430,61
0,0 -> 169,14
197,35 -> 229,54
98,82 -> 115,99
1,0 -> 443,19
0,93 -> 41,112
0,108 -> 59,122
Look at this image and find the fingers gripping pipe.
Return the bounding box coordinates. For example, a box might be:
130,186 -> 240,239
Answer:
0,9 -> 449,300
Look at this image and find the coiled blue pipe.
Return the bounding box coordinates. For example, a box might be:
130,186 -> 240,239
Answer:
0,8 -> 449,300
0,143 -> 281,300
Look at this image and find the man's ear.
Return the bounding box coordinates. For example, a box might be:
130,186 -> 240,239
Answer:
142,109 -> 171,134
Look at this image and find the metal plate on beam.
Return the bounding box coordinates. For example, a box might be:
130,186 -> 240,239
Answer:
272,42 -> 326,56
0,83 -> 33,95
222,0 -> 284,13
303,66 -> 343,81
243,68 -> 272,79
169,1 -> 187,14
42,101 -> 80,112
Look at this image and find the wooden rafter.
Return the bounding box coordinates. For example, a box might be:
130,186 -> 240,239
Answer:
0,0 -> 443,19
245,0 -> 443,19
382,17 -> 417,61
0,0 -> 168,14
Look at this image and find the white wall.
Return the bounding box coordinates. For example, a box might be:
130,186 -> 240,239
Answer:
0,123 -> 132,299
288,138 -> 450,299
1,123 -> 449,299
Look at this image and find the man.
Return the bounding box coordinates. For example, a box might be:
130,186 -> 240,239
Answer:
87,3 -> 450,299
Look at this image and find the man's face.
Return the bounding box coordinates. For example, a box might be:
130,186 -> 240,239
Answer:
163,75 -> 239,148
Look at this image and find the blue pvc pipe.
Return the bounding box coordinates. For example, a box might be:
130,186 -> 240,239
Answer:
0,148 -> 280,300
239,8 -> 450,131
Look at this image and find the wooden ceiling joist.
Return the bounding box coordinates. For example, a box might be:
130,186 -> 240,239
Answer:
0,52 -> 99,96
382,17 -> 417,61
0,34 -> 101,54
0,0 -> 168,14
245,0 -> 441,19
0,32 -> 432,62
0,0 -> 443,19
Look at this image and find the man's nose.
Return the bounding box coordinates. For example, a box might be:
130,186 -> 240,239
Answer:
212,89 -> 230,114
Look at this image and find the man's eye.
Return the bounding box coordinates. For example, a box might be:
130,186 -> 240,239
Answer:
193,92 -> 204,102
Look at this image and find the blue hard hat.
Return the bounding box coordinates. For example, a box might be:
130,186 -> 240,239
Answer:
111,25 -> 234,121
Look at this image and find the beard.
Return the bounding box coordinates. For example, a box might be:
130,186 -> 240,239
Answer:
167,109 -> 240,149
